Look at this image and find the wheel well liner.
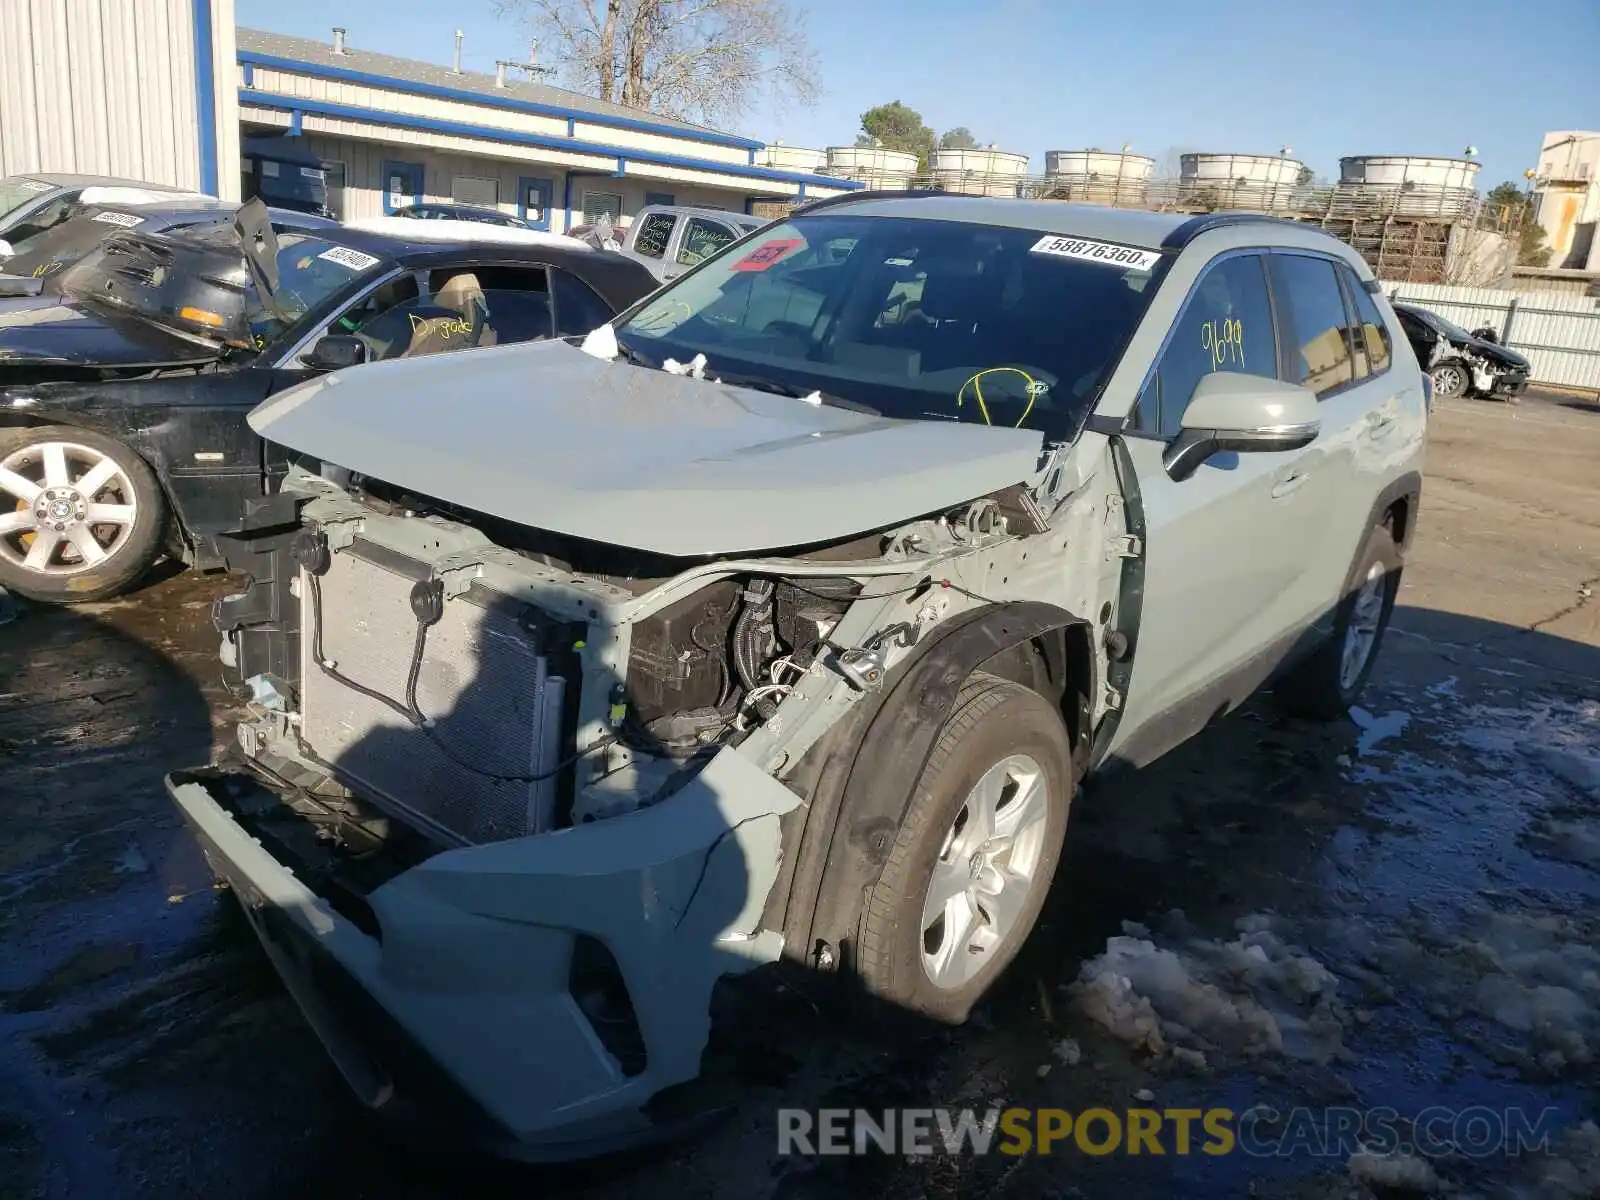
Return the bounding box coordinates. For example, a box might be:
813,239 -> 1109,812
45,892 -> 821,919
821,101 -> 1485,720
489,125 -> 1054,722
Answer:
779,601 -> 1092,974
1368,471 -> 1422,555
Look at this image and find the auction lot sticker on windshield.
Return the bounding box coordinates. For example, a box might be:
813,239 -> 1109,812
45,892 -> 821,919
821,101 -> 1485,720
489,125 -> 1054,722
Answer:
91,211 -> 144,228
1030,235 -> 1160,272
731,238 -> 803,272
317,246 -> 381,272
20,180 -> 54,192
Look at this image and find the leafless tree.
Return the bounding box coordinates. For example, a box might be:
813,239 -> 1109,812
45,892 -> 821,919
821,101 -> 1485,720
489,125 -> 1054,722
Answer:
494,0 -> 820,128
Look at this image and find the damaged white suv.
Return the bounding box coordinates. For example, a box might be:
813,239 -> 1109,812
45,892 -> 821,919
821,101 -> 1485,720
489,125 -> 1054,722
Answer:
167,194 -> 1427,1158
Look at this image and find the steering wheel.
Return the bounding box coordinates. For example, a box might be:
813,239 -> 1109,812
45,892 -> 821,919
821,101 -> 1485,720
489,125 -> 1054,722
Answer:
955,365 -> 1057,428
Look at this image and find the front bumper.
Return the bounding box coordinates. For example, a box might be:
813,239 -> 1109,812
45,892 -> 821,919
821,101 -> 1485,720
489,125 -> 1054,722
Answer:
166,749 -> 800,1160
1488,369 -> 1529,398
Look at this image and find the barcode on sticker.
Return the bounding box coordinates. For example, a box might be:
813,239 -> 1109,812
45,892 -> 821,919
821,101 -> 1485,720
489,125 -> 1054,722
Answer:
317,246 -> 381,271
1030,235 -> 1160,272
92,211 -> 144,228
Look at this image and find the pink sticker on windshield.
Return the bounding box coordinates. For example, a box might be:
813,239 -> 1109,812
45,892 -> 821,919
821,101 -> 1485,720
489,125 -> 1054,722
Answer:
730,238 -> 803,272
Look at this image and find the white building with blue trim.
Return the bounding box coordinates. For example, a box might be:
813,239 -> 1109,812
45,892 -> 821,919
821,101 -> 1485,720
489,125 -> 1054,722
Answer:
0,2 -> 857,230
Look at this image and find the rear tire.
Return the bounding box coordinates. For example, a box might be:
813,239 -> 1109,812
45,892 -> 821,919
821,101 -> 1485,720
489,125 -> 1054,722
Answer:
0,425 -> 167,604
1275,523 -> 1401,720
856,673 -> 1072,1024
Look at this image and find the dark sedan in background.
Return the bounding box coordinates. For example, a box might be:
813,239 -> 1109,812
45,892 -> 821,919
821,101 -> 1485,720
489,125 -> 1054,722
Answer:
1393,301 -> 1532,401
0,201 -> 659,602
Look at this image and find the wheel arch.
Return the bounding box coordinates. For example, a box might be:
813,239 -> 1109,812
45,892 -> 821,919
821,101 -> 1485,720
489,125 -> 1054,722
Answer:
774,601 -> 1094,978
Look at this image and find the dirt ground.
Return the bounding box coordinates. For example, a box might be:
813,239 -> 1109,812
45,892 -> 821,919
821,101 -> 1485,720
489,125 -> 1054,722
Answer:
2,391 -> 1598,1199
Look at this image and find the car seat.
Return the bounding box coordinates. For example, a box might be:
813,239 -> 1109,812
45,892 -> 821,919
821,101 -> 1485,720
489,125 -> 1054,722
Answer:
400,272 -> 495,356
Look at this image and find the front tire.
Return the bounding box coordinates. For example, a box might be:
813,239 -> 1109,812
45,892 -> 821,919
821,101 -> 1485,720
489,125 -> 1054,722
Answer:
1275,523 -> 1401,719
1429,359 -> 1470,400
856,673 -> 1072,1023
0,425 -> 167,603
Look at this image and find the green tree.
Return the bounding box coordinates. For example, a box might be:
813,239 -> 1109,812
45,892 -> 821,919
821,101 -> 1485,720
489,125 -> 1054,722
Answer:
857,101 -> 937,171
1486,181 -> 1552,267
939,126 -> 979,150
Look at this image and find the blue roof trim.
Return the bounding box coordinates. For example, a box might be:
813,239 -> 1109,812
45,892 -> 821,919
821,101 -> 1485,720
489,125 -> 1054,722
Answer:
238,89 -> 863,193
237,50 -> 767,152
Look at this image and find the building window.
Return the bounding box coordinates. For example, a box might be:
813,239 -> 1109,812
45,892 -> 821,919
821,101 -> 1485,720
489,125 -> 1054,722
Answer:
583,190 -> 623,225
451,176 -> 500,209
644,191 -> 676,207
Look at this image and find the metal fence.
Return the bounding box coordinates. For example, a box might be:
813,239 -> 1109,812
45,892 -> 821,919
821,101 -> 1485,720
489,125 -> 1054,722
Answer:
1384,282 -> 1600,391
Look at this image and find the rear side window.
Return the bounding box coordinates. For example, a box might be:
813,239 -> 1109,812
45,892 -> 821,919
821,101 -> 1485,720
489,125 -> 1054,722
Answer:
552,268 -> 615,335
1135,253 -> 1277,437
1340,266 -> 1392,377
1269,255 -> 1354,397
632,213 -> 676,259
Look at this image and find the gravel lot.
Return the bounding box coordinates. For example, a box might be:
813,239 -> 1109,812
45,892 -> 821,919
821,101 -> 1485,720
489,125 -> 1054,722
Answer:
2,390 -> 1598,1199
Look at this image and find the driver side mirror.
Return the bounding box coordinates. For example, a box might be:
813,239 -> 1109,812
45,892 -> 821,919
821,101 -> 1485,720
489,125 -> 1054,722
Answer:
1163,372 -> 1320,482
302,334 -> 367,373
0,239 -> 14,259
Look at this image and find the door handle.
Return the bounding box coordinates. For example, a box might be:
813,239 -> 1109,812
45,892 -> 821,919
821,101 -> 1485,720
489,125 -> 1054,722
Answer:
1271,470 -> 1309,499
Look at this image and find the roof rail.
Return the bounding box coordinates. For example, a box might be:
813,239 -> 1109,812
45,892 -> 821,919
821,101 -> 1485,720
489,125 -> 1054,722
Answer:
788,188 -> 948,217
1160,211 -> 1304,250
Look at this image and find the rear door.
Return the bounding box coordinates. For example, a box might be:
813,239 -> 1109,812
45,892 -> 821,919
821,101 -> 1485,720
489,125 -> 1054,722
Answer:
1104,249 -> 1320,766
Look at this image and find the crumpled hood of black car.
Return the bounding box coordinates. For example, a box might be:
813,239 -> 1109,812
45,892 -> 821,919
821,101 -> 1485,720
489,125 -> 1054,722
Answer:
0,301 -> 220,370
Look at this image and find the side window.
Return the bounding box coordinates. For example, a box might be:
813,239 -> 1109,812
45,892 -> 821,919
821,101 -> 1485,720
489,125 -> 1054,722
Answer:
1341,267 -> 1393,377
632,213 -> 676,259
552,269 -> 616,336
338,268 -> 552,360
1269,255 -> 1355,397
1146,253 -> 1278,436
676,217 -> 737,268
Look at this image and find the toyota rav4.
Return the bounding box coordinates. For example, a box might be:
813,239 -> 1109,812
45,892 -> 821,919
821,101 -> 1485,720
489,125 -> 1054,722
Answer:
165,194 -> 1427,1160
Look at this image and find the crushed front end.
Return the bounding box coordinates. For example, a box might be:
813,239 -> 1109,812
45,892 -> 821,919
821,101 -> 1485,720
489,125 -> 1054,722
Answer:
169,453 -> 1099,1155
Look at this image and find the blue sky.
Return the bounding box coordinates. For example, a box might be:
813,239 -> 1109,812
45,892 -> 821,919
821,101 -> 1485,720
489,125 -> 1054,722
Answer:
237,0 -> 1598,186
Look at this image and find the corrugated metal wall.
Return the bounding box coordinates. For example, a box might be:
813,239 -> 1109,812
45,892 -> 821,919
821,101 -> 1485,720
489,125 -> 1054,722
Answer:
1385,281 -> 1600,391
0,0 -> 238,199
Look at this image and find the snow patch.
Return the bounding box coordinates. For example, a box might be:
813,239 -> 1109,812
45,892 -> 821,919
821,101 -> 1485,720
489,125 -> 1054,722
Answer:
1072,914 -> 1345,1064
579,322 -> 618,361
1349,706 -> 1411,756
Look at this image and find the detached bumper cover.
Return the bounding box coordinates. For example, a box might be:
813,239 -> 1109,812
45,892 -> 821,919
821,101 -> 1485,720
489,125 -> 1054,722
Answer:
1489,370 -> 1529,397
165,749 -> 800,1159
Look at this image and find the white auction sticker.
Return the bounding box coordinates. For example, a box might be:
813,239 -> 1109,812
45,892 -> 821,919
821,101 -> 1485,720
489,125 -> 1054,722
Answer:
20,179 -> 53,193
1030,235 -> 1160,272
91,211 -> 145,228
300,166 -> 325,180
317,246 -> 381,271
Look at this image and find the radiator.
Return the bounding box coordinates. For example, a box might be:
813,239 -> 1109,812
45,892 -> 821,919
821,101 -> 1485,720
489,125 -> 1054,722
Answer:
300,542 -> 566,844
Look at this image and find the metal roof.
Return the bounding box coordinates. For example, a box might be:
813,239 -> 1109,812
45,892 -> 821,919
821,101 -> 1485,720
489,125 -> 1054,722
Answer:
236,28 -> 749,146
789,194 -> 1194,248
22,173 -> 191,190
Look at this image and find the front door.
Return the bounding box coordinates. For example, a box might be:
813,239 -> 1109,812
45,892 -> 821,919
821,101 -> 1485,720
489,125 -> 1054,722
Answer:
382,161 -> 424,214
1102,250 -> 1320,768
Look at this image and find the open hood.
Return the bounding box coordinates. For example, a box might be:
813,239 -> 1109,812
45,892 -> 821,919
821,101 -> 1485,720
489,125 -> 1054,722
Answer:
233,196 -> 282,306
249,339 -> 1046,557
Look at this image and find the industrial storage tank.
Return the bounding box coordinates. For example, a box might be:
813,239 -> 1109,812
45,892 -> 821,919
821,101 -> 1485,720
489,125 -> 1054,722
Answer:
1044,147 -> 1154,204
1180,151 -> 1305,211
932,146 -> 1030,197
824,145 -> 920,188
757,141 -> 827,174
1337,155 -> 1481,218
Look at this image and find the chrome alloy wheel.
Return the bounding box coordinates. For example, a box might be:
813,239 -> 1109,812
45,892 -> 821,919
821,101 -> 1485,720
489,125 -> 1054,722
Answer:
1340,561 -> 1387,690
0,441 -> 139,576
921,753 -> 1051,990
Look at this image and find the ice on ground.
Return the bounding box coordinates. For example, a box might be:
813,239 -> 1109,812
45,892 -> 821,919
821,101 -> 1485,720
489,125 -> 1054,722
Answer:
1072,914 -> 1345,1064
1349,706 -> 1412,756
1348,1148 -> 1440,1193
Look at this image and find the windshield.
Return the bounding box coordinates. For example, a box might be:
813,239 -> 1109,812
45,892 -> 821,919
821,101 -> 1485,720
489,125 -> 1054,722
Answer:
615,214 -> 1163,439
0,177 -> 54,223
4,210 -> 214,289
1420,308 -> 1477,343
63,226 -> 385,350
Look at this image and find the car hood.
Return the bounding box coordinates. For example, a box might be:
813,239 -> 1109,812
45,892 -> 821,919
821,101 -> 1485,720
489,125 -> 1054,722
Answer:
0,300 -> 220,369
1465,337 -> 1530,370
248,339 -> 1047,557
